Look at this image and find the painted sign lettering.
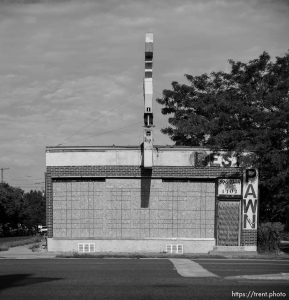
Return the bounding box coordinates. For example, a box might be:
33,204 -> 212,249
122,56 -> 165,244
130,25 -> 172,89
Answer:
218,178 -> 242,196
193,151 -> 238,167
242,169 -> 258,230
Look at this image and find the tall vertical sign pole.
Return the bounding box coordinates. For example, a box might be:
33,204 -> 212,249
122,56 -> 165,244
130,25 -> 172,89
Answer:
242,169 -> 258,230
143,33 -> 154,168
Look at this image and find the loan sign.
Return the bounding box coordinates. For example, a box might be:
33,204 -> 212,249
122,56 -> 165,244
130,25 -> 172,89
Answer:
218,178 -> 242,196
242,169 -> 258,230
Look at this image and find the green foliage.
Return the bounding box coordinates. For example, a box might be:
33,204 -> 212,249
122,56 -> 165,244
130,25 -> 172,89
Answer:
22,190 -> 46,229
157,51 -> 289,224
29,243 -> 41,252
0,183 -> 24,228
257,222 -> 284,253
0,183 -> 45,236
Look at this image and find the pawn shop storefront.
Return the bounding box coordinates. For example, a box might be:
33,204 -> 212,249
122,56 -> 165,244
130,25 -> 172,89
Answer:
45,146 -> 258,253
216,169 -> 258,251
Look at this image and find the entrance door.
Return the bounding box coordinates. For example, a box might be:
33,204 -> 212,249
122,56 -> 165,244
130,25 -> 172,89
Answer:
217,200 -> 240,246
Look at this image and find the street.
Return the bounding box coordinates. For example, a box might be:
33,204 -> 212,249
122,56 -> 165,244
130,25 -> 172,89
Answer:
0,258 -> 288,300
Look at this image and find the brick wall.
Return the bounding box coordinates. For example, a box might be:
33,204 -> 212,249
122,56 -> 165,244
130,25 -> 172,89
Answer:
52,179 -> 215,239
46,165 -> 242,178
45,172 -> 53,237
241,230 -> 257,246
46,165 -> 242,239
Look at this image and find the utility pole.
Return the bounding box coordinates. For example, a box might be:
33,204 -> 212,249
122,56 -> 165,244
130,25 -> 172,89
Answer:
0,168 -> 9,183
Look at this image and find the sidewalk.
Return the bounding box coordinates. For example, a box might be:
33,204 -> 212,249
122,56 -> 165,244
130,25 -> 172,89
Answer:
1,245 -> 288,260
208,251 -> 289,259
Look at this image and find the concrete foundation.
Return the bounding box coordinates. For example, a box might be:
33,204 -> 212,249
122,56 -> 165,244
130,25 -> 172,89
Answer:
47,238 -> 215,254
211,245 -> 257,252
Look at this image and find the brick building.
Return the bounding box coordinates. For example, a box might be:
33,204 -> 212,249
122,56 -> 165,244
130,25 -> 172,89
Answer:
45,34 -> 258,253
45,146 -> 258,253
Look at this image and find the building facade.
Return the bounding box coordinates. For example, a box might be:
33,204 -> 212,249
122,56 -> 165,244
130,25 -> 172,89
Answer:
46,33 -> 258,253
45,146 -> 258,253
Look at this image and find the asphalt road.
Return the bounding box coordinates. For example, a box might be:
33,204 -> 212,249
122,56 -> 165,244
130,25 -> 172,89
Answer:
195,259 -> 289,277
0,259 -> 288,300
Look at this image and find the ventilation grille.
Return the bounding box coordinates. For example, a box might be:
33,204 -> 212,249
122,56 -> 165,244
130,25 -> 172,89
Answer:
78,243 -> 95,253
166,244 -> 183,254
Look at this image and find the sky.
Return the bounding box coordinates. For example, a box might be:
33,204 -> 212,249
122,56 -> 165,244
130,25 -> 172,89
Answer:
0,0 -> 288,191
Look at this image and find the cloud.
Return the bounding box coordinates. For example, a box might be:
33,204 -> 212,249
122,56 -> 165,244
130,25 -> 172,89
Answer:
0,0 -> 288,190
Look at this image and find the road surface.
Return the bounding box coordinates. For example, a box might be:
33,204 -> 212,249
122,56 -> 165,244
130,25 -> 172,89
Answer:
0,258 -> 288,300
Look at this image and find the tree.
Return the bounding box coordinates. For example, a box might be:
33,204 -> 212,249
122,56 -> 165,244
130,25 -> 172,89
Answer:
0,183 -> 24,235
21,190 -> 46,229
0,183 -> 46,236
156,51 -> 289,227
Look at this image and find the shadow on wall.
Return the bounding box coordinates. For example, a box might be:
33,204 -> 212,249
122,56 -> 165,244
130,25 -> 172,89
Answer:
140,168 -> 152,208
140,142 -> 152,208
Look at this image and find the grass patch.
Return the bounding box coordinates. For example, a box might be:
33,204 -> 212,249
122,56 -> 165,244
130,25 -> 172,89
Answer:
0,236 -> 43,251
29,243 -> 41,252
0,236 -> 36,244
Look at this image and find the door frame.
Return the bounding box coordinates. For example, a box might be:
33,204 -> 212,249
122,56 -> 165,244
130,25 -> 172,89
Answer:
215,177 -> 243,246
216,199 -> 241,246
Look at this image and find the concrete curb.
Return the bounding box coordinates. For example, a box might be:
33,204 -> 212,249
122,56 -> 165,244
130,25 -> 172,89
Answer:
1,245 -> 289,260
225,273 -> 289,280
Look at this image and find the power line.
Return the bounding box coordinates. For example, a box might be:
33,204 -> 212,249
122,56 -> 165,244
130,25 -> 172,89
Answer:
0,168 -> 9,183
57,102 -> 128,146
73,121 -> 142,143
15,182 -> 44,186
9,178 -> 43,182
